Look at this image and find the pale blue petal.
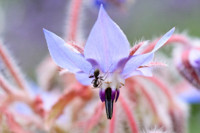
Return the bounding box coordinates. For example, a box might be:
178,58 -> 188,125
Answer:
123,66 -> 153,78
12,102 -> 33,115
152,27 -> 175,52
189,49 -> 200,68
121,53 -> 154,78
179,88 -> 200,104
44,29 -> 92,74
122,28 -> 175,78
84,6 -> 130,73
138,67 -> 153,76
75,71 -> 93,85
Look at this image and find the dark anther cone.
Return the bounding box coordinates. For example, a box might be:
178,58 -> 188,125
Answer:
105,88 -> 114,119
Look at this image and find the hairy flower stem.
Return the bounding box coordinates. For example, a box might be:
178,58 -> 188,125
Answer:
119,96 -> 139,133
147,77 -> 175,107
0,74 -> 31,106
0,75 -> 32,108
142,34 -> 190,54
67,0 -> 83,41
83,103 -> 104,133
0,43 -> 28,91
129,42 -> 144,56
146,77 -> 187,133
131,78 -> 164,126
0,74 -> 13,95
109,105 -> 116,133
4,111 -> 30,133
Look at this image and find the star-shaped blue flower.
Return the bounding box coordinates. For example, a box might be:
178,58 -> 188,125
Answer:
43,6 -> 174,119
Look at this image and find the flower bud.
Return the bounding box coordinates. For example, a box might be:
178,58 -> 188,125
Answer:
176,47 -> 200,89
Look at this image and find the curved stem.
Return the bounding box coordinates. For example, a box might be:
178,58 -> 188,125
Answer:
0,43 -> 28,91
84,103 -> 104,133
119,96 -> 139,133
66,0 -> 83,41
129,78 -> 165,126
147,77 -> 175,106
109,105 -> 116,133
0,74 -> 13,95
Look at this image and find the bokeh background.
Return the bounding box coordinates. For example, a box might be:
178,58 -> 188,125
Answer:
0,0 -> 200,132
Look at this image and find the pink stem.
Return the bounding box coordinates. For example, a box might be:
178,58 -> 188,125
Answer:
129,41 -> 144,56
0,74 -> 13,95
142,34 -> 190,54
0,75 -> 45,118
67,0 -> 83,41
147,77 -> 175,106
109,105 -> 116,133
132,79 -> 159,117
119,96 -> 139,133
130,78 -> 165,126
84,103 -> 104,133
4,110 -> 31,133
0,43 -> 27,91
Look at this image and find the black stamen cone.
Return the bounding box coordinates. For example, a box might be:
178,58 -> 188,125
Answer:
105,88 -> 114,119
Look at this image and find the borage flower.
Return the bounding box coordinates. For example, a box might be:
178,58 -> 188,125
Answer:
43,6 -> 175,119
176,47 -> 200,89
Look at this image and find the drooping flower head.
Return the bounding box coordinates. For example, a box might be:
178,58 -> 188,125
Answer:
176,47 -> 200,89
43,5 -> 175,119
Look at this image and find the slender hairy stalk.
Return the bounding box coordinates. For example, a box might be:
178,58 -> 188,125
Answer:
119,96 -> 139,133
0,74 -> 13,95
0,43 -> 28,91
109,105 -> 116,133
129,41 -> 144,56
131,78 -> 164,125
148,77 -> 175,106
84,103 -> 104,133
67,0 -> 83,41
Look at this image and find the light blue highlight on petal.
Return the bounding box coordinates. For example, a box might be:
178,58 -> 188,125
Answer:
152,27 -> 175,52
121,53 -> 154,78
84,5 -> 130,73
12,102 -> 33,115
43,29 -> 92,74
75,71 -> 93,85
179,88 -> 200,104
121,27 -> 175,79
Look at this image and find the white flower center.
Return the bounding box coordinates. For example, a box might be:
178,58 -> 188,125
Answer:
101,72 -> 125,91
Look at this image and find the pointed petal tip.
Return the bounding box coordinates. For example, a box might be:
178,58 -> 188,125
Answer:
168,27 -> 175,35
152,27 -> 176,52
99,4 -> 105,12
43,28 -> 54,39
98,4 -> 108,19
43,28 -> 49,34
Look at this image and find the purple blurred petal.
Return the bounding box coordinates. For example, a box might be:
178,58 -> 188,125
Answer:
84,6 -> 130,72
115,89 -> 120,102
99,89 -> 106,102
179,88 -> 200,104
121,28 -> 175,78
75,71 -> 93,85
28,81 -> 59,110
189,49 -> 200,68
43,29 -> 92,74
12,102 -> 33,115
